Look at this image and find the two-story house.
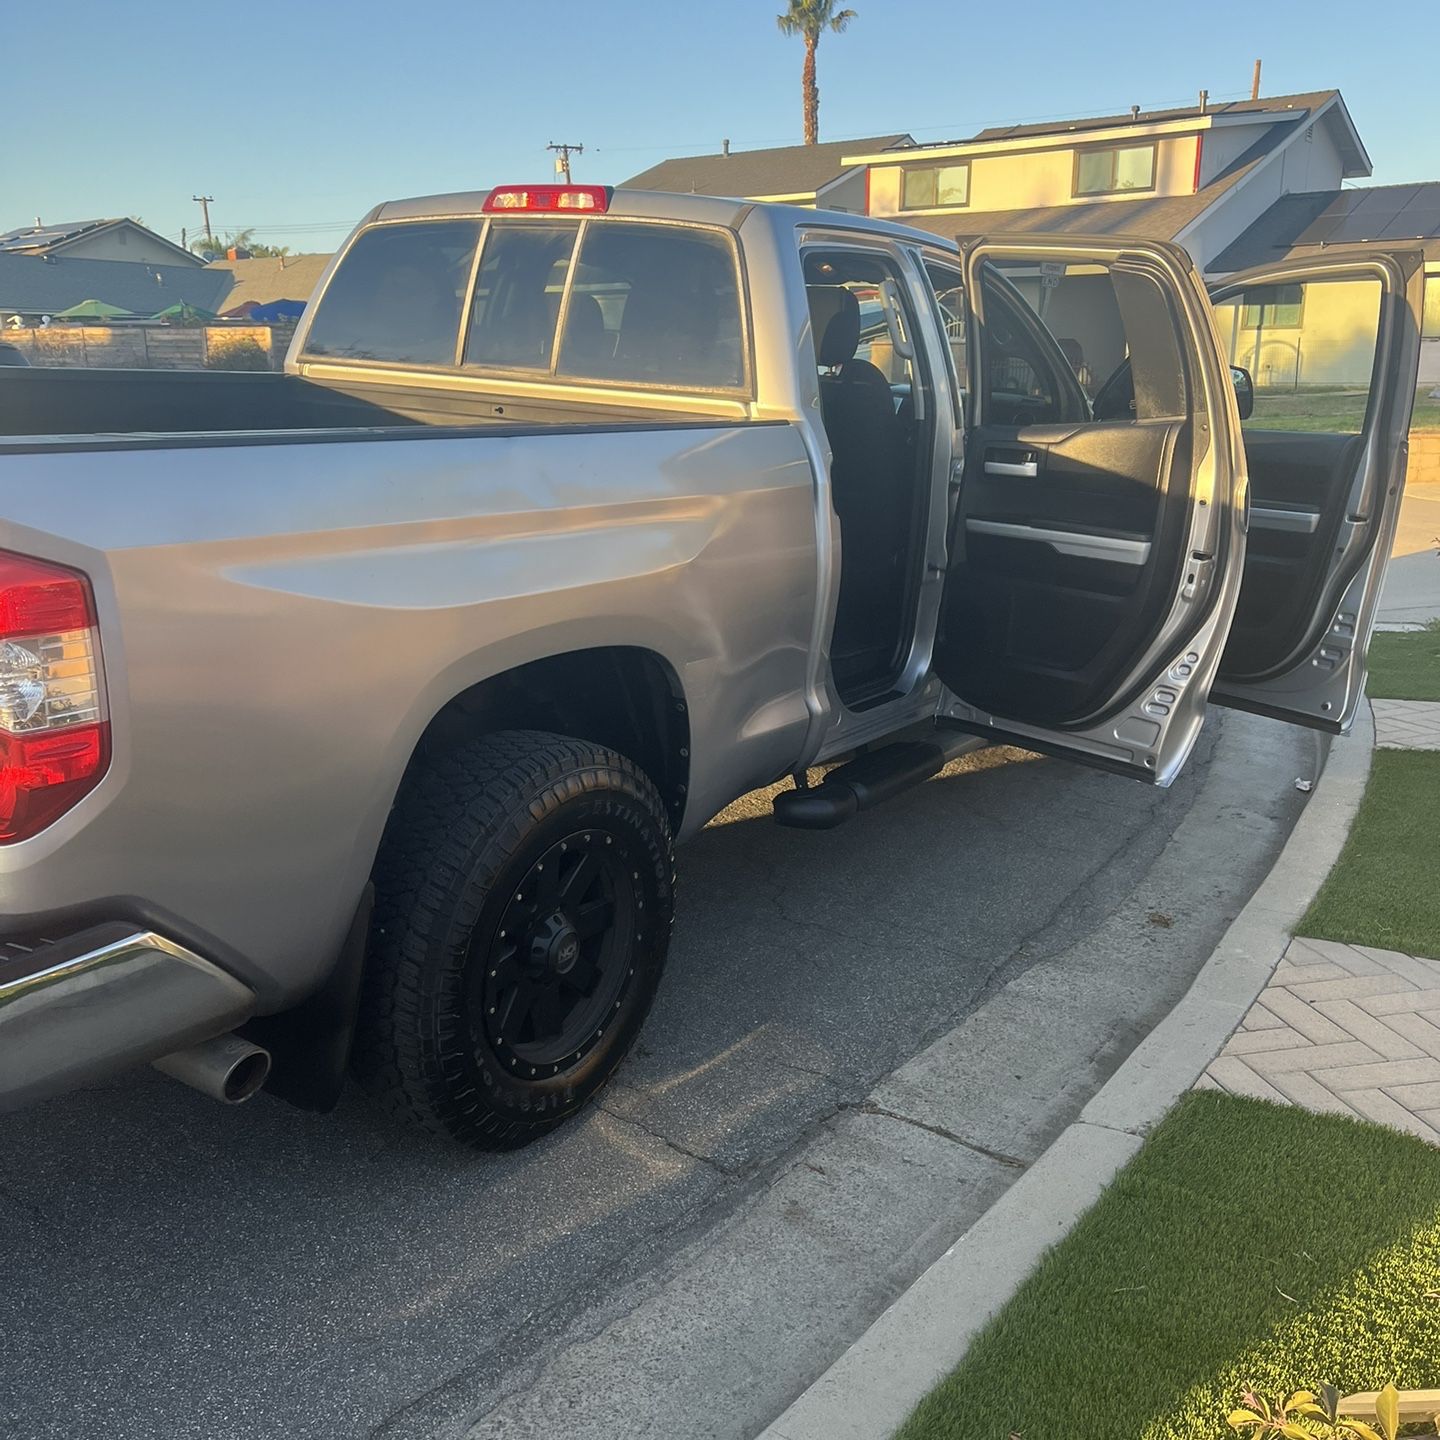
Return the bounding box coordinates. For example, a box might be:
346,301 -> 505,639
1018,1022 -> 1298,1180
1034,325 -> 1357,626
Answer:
628,91 -> 1440,389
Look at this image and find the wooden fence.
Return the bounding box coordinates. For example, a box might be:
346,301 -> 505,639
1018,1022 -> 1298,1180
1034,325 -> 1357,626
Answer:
1,323 -> 297,370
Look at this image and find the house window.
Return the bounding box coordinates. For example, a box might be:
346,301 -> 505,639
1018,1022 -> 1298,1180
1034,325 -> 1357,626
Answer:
1240,284 -> 1305,329
901,163 -> 970,211
1073,144 -> 1156,197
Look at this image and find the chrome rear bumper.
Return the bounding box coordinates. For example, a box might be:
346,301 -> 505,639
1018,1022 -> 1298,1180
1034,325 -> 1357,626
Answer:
0,926 -> 256,1111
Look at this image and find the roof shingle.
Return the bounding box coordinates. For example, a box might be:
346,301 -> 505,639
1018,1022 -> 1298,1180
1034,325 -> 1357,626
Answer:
0,252 -> 232,317
622,134 -> 912,199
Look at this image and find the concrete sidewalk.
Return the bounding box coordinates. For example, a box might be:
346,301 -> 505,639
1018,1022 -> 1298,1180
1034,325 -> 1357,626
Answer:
1379,476 -> 1440,628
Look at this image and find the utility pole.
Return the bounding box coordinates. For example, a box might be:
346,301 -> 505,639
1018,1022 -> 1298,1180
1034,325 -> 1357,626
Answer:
192,195 -> 215,246
1251,58 -> 1263,101
546,142 -> 583,182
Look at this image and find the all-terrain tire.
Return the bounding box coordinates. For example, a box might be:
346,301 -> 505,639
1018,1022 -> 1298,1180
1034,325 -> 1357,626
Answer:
353,729 -> 675,1149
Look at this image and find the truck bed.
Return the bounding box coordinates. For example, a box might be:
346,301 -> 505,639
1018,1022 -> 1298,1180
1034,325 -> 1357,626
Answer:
0,367 -> 731,446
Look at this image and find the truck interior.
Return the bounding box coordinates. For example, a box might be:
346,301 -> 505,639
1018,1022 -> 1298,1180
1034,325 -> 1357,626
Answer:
1083,270 -> 1400,697
1209,275 -> 1388,685
803,250 -> 934,707
937,256 -> 1205,728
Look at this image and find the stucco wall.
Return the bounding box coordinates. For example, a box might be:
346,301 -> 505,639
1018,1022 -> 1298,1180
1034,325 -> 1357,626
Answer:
866,134 -> 1199,221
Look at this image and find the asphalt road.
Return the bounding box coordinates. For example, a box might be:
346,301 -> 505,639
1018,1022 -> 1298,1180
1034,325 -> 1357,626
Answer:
1,715 -> 1310,1440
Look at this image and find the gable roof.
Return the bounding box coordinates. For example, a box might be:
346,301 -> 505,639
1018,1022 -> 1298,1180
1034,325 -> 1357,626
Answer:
889,121 -> 1299,248
622,134 -> 913,199
205,253 -> 333,311
0,251 -> 232,318
970,90 -> 1340,144
0,217 -> 200,266
1210,183 -> 1440,271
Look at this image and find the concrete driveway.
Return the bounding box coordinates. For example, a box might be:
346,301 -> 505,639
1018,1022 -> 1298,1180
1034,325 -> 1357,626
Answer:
1380,477 -> 1440,626
0,713 -> 1311,1439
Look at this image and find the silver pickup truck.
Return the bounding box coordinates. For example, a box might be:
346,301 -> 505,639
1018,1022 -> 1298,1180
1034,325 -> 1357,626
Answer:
0,183 -> 1424,1148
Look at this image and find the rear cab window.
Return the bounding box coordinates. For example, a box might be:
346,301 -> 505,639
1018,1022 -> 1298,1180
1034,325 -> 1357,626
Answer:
305,213 -> 749,396
302,220 -> 481,365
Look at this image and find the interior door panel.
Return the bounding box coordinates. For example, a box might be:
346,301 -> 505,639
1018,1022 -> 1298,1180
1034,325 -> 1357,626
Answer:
1220,429 -> 1364,679
945,418 -> 1192,722
1208,251 -> 1425,730
934,240 -> 1248,785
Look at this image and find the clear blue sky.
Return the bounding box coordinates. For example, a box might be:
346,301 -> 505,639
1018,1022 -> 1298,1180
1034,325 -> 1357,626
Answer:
5,0 -> 1436,253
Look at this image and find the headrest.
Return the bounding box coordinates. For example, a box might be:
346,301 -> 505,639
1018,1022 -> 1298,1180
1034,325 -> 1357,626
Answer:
807,285 -> 860,368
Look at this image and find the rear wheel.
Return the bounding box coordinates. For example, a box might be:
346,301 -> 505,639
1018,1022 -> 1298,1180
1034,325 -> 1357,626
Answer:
354,729 -> 674,1149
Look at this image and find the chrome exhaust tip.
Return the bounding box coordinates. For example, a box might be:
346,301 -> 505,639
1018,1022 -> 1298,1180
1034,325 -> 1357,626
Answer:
152,1033 -> 271,1105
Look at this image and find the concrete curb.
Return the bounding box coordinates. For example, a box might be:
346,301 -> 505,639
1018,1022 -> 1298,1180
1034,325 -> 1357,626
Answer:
759,705 -> 1375,1440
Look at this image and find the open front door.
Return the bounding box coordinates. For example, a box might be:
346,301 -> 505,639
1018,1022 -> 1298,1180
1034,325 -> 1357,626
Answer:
932,236 -> 1248,785
1207,250 -> 1425,732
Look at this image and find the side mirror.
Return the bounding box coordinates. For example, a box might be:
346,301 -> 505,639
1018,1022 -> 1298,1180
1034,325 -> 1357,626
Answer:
1230,365 -> 1254,422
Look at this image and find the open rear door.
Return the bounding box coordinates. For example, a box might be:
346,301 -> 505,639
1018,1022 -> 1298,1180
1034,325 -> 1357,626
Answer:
932,236 -> 1248,785
1206,250 -> 1425,731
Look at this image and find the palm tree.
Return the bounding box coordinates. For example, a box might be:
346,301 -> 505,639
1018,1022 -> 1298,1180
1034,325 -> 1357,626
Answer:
776,0 -> 857,146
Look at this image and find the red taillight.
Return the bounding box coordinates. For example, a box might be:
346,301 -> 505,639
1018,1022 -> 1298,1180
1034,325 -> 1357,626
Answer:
0,552 -> 95,635
0,726 -> 109,844
483,184 -> 611,214
0,551 -> 108,844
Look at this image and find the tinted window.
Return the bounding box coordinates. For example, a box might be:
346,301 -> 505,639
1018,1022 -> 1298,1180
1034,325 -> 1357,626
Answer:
1075,144 -> 1155,196
303,221 -> 480,365
464,222 -> 579,371
902,164 -> 970,210
555,222 -> 744,390
1213,276 -> 1382,433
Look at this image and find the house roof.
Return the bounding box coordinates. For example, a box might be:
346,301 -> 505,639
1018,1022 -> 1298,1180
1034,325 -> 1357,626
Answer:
889,122 -> 1296,247
845,90 -> 1368,179
1210,183 -> 1440,272
969,90 -> 1340,144
0,252 -> 232,318
204,253 -> 333,311
0,217 -> 199,266
622,134 -> 913,199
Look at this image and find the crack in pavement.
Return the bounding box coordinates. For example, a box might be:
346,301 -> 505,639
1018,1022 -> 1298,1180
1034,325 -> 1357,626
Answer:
852,1102 -> 1030,1169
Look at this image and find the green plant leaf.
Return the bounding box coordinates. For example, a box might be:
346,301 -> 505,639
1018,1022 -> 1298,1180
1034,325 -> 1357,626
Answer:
1376,1383 -> 1399,1440
1337,1420 -> 1386,1440
1279,1424 -> 1314,1440
1318,1385 -> 1342,1423
1227,1410 -> 1264,1431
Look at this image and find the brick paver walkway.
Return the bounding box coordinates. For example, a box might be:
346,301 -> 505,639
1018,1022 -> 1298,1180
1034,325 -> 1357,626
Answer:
1199,938 -> 1440,1144
1198,698 -> 1440,1142
1372,699 -> 1440,750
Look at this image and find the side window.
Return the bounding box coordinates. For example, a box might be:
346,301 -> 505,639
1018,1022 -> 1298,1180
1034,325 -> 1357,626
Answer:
1211,277 -> 1383,433
976,257 -> 1188,427
464,222 -> 580,371
303,221 -> 481,366
803,250 -> 919,396
555,222 -> 745,390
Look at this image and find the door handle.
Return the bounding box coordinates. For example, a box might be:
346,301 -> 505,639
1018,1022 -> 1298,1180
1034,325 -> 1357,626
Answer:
984,458 -> 1039,478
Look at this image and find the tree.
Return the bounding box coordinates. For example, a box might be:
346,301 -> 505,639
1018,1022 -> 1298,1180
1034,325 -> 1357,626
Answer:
189,227 -> 291,259
776,0 -> 857,146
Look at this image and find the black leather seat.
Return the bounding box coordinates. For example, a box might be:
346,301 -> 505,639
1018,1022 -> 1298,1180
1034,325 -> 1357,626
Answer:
807,286 -> 906,672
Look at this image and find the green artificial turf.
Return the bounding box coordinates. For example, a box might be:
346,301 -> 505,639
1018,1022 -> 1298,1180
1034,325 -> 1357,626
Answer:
1300,749 -> 1440,961
897,1092 -> 1440,1440
1367,622 -> 1440,703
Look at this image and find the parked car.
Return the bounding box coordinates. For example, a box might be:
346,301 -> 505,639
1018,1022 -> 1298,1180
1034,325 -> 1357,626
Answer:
0,184 -> 1424,1147
0,341 -> 30,367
